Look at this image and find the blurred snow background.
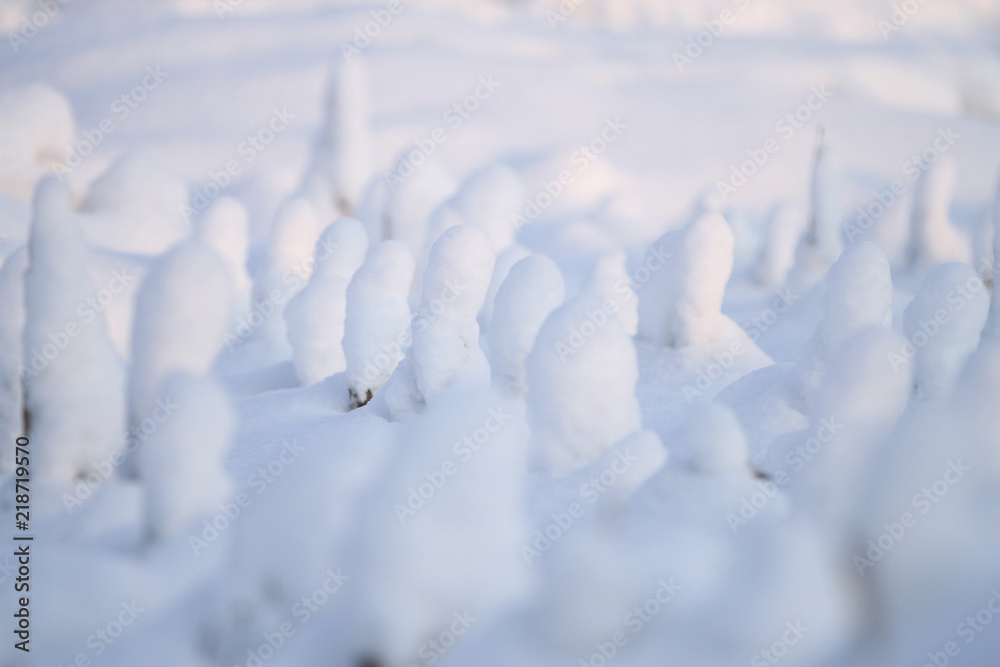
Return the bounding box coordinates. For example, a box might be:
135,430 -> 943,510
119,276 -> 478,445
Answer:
1,0 -> 1000,666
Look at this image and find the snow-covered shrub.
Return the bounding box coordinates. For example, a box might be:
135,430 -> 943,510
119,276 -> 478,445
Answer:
480,244 -> 531,328
300,57 -> 372,220
527,295 -> 642,475
343,240 -> 415,408
901,262 -> 989,401
637,211 -> 734,347
424,162 -> 523,259
585,250 -> 638,336
196,196 -> 252,304
0,248 -> 27,476
374,151 -> 456,264
77,153 -> 190,255
249,197 -> 324,350
788,132 -> 844,291
488,254 -> 565,397
412,223 -> 496,403
0,83 -> 74,201
795,241 -> 893,408
905,155 -> 970,270
23,177 -> 126,482
138,373 -> 235,543
753,203 -> 805,287
284,217 -> 369,386
129,240 -> 234,432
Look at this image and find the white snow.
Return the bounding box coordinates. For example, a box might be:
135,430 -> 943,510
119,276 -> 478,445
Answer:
138,373 -> 235,543
901,262 -> 989,401
77,153 -> 190,255
487,253 -> 565,397
128,240 -> 234,431
906,155 -> 972,270
409,223 -> 495,405
284,217 -> 369,386
0,83 -> 74,201
22,176 -> 126,482
637,211 -> 735,347
5,3 -> 1000,666
527,295 -> 642,475
343,239 -> 416,407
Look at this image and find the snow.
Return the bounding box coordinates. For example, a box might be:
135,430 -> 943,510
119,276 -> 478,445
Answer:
409,223 -> 495,406
138,373 -> 235,543
487,253 -> 565,397
3,1 -> 1000,665
906,154 -> 972,270
22,176 -> 126,483
637,211 -> 735,348
128,240 -> 234,433
0,83 -> 74,201
527,295 -> 642,475
343,239 -> 415,407
77,153 -> 191,255
284,216 -> 369,386
901,262 -> 990,401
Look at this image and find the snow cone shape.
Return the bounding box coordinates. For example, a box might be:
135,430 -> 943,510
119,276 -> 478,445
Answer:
795,242 -> 893,407
196,196 -> 252,301
284,217 -> 369,386
138,373 -> 235,543
585,250 -> 638,336
0,248 -> 27,476
807,130 -> 844,263
637,211 -> 734,347
788,131 -> 844,291
411,224 -> 496,403
901,262 -> 989,401
302,57 -> 372,219
23,177 -> 126,481
344,240 -> 415,408
480,244 -> 531,328
906,155 -> 970,270
685,402 -> 750,475
383,152 -> 457,264
249,198 -> 323,347
129,240 -> 234,431
488,254 -> 565,397
754,203 -> 805,287
425,163 -> 524,258
0,83 -> 75,201
264,197 -> 324,290
527,295 -> 642,475
77,153 -> 190,255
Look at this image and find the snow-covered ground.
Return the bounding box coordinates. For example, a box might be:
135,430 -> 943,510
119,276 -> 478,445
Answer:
2,0 -> 1000,665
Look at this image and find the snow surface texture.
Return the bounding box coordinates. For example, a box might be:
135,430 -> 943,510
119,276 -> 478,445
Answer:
2,1 -> 1000,666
